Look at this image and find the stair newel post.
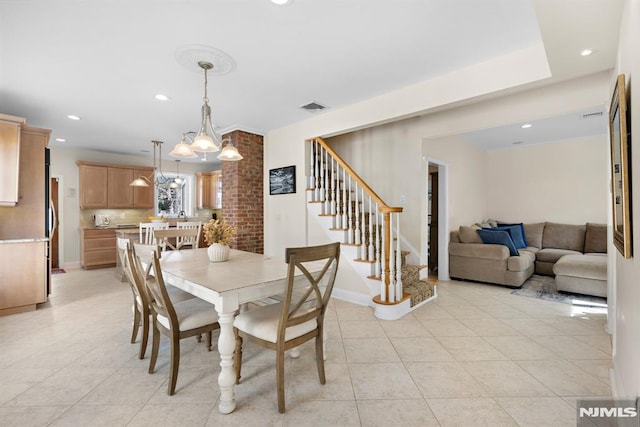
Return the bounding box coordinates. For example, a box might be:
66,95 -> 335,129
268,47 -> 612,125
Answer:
347,174 -> 353,244
384,211 -> 394,303
395,213 -> 403,300
375,205 -> 381,278
360,188 -> 367,260
367,197 -> 374,261
354,182 -> 361,248
340,168 -> 349,229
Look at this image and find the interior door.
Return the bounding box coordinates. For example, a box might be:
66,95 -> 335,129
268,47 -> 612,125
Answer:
50,177 -> 59,269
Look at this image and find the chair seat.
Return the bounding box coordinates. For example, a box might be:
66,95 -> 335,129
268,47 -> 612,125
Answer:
157,298 -> 219,331
234,303 -> 317,344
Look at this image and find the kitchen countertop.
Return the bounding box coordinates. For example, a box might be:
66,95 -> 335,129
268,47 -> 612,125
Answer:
0,237 -> 49,244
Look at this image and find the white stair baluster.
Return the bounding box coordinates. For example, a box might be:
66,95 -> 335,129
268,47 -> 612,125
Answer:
360,189 -> 367,260
354,182 -> 360,248
324,149 -> 330,215
341,167 -> 348,231
368,197 -> 374,261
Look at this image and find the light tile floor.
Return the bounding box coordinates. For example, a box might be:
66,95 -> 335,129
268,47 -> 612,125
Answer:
0,268 -> 611,426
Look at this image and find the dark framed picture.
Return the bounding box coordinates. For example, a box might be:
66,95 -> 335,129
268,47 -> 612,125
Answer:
608,73 -> 632,258
269,165 -> 296,195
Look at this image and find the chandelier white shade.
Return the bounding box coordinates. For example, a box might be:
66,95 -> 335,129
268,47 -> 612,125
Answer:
169,133 -> 198,158
217,139 -> 243,161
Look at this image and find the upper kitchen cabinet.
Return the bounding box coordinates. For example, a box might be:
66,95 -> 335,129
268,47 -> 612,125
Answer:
132,169 -> 154,209
196,171 -> 222,209
77,161 -> 154,209
0,114 -> 26,207
107,167 -> 134,208
79,164 -> 108,208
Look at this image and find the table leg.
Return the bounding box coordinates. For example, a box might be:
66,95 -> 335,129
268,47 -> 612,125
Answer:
216,311 -> 236,414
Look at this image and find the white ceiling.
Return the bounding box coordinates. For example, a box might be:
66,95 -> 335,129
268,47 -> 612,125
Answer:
0,0 -> 624,164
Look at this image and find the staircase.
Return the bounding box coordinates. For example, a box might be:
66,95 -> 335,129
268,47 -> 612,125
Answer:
305,137 -> 436,319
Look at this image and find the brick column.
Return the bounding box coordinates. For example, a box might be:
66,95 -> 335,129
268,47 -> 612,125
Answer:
221,130 -> 264,254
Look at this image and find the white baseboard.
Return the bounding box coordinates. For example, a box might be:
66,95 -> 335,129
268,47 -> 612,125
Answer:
331,287 -> 371,306
61,261 -> 81,269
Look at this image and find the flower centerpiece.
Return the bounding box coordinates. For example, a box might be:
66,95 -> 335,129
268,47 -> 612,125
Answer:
203,219 -> 237,262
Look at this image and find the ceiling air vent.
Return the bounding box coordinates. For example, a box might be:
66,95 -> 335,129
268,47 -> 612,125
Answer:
300,101 -> 328,112
581,111 -> 604,119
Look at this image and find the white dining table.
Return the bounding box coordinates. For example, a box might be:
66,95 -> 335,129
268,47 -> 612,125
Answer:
157,248 -> 308,414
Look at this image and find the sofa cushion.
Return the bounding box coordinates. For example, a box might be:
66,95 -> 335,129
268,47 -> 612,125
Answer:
458,226 -> 483,244
493,223 -> 527,248
477,229 -> 519,256
584,223 -> 607,254
508,251 -> 535,272
523,222 -> 545,249
553,254 -> 607,281
536,248 -> 582,263
542,222 -> 586,252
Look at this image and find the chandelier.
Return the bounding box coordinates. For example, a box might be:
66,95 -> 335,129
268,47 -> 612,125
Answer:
169,61 -> 243,162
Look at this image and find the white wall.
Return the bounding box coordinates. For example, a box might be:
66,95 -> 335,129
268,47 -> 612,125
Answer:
485,135 -> 609,224
264,44 -> 553,258
50,146 -> 218,266
610,0 -> 640,400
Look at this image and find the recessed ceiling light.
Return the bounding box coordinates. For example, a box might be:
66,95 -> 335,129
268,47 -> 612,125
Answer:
155,94 -> 170,101
67,115 -> 81,121
580,49 -> 593,56
270,0 -> 292,5
521,123 -> 532,129
55,138 -> 66,142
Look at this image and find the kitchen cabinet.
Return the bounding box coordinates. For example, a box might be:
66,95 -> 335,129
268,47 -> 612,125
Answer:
81,228 -> 117,269
133,169 -> 154,208
79,164 -> 109,208
0,240 -> 48,316
77,161 -> 154,209
107,167 -> 134,208
196,171 -> 221,209
0,114 -> 25,207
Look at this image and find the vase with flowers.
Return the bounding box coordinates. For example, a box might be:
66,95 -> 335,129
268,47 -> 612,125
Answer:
203,219 -> 237,262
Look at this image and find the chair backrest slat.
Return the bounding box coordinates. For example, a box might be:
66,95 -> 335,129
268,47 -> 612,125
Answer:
140,222 -> 169,245
176,221 -> 202,249
153,228 -> 199,251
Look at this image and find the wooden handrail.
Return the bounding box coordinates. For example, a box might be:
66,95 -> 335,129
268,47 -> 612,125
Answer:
307,137 -> 403,214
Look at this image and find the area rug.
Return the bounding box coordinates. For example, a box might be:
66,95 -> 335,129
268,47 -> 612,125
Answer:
51,268 -> 66,275
512,274 -> 607,307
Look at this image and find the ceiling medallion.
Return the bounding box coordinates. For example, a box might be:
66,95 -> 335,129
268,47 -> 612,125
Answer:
175,44 -> 236,75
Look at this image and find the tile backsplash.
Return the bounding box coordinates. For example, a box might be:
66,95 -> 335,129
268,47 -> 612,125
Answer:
80,208 -> 221,228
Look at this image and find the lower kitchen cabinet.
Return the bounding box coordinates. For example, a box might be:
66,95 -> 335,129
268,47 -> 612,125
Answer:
0,240 -> 48,316
81,228 -> 116,269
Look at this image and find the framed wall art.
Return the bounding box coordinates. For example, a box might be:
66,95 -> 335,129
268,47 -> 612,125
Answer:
608,73 -> 632,258
269,165 -> 296,195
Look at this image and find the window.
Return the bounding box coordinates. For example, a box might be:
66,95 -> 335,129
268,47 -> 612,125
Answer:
155,173 -> 194,217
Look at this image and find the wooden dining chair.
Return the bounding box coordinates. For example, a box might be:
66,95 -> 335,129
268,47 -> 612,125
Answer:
122,242 -> 196,360
233,242 -> 340,413
117,237 -> 151,359
153,228 -> 199,251
135,245 -> 221,395
176,221 -> 201,249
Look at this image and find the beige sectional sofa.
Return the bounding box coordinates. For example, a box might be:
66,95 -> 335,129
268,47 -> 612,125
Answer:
449,222 -> 607,296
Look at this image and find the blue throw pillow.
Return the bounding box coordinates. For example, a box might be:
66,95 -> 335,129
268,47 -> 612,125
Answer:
496,222 -> 528,248
476,229 -> 519,256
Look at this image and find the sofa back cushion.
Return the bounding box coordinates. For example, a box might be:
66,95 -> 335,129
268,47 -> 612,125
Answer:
542,222 -> 586,252
458,226 -> 482,243
476,229 -> 519,256
584,223 -> 607,253
523,223 -> 545,249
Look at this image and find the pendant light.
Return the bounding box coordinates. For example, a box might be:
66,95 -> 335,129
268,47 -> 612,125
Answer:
130,140 -> 166,187
169,160 -> 183,188
169,132 -> 198,159
191,61 -> 221,153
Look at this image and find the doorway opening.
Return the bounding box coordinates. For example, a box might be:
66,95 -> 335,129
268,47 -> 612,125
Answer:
424,158 -> 449,281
